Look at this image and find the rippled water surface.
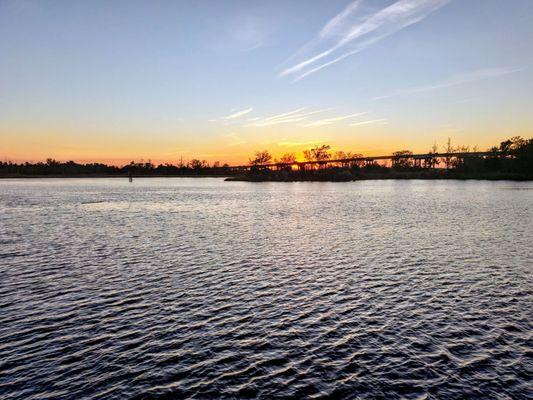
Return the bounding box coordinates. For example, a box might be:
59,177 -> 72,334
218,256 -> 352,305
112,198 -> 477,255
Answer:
1,178 -> 532,399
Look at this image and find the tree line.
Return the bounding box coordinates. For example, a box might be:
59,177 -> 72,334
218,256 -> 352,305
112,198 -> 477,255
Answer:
246,136 -> 533,179
1,136 -> 531,178
0,158 -> 232,177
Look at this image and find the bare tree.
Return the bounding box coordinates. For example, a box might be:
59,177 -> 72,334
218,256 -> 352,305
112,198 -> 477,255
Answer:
500,136 -> 527,153
250,150 -> 272,166
334,151 -> 347,160
443,138 -> 455,169
303,145 -> 331,168
427,142 -> 439,168
278,153 -> 296,164
189,159 -> 208,169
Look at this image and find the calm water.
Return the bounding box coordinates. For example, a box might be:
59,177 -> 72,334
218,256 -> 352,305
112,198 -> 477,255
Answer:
0,178 -> 532,399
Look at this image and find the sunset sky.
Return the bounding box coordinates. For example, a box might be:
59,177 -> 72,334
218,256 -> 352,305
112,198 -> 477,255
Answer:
1,0 -> 532,165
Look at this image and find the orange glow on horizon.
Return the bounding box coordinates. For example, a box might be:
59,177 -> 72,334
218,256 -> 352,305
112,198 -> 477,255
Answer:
2,125 -> 531,167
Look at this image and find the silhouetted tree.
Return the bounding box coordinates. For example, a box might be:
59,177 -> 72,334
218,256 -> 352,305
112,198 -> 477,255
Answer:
426,142 -> 439,168
303,145 -> 331,162
443,137 -> 455,169
189,159 -> 209,170
303,145 -> 331,169
278,153 -> 296,164
499,136 -> 522,152
334,151 -> 347,160
249,150 -> 272,166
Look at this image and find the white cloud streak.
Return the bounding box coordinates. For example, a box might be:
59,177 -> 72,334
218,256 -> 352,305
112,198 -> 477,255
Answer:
281,0 -> 451,80
245,108 -> 331,127
373,67 -> 522,100
224,107 -> 254,119
319,0 -> 364,39
248,116 -> 309,127
303,112 -> 368,127
244,108 -> 372,128
217,107 -> 377,128
350,118 -> 388,126
263,108 -> 306,121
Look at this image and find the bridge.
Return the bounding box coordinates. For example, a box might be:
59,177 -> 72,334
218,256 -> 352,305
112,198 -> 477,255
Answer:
229,151 -> 505,171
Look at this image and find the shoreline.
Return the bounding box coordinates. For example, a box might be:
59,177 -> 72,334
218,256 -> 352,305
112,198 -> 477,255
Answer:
0,174 -> 231,179
1,173 -> 530,181
225,170 -> 532,182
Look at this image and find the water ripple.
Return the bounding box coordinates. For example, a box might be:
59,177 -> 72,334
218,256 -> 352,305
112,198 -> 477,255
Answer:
0,178 -> 531,399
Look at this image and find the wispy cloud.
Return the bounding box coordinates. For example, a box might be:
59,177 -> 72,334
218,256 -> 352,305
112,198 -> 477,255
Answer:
280,0 -> 451,80
303,112 -> 368,127
350,118 -> 388,126
262,108 -> 306,121
319,0 -> 364,39
224,107 -> 254,120
245,108 -> 330,127
372,67 -> 522,100
243,108 -> 372,128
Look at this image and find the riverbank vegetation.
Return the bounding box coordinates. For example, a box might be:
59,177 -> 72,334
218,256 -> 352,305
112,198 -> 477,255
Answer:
230,136 -> 533,181
0,159 -> 233,178
1,136 -> 531,180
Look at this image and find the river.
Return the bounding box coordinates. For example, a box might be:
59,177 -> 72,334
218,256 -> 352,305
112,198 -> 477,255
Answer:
1,178 -> 531,399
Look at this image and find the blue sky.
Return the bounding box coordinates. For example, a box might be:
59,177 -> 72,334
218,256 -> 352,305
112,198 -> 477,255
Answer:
1,0 -> 532,163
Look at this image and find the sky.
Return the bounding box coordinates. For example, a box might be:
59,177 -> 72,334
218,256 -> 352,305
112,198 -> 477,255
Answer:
1,0 -> 532,165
